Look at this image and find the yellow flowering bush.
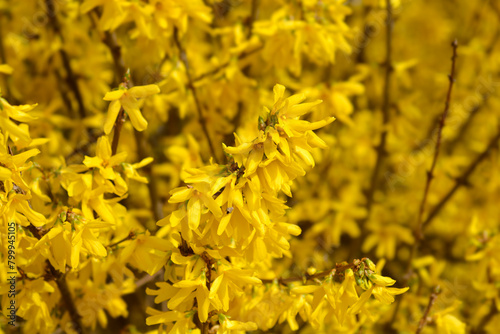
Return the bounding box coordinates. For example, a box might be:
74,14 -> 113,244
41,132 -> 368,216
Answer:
0,0 -> 499,333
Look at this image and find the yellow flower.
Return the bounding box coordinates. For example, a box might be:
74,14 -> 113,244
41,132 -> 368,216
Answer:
0,97 -> 37,144
0,139 -> 40,191
151,0 -> 213,33
103,84 -> 160,134
371,285 -> 409,304
435,314 -> 466,334
34,222 -> 75,271
367,273 -> 396,287
119,230 -> 172,275
270,84 -> 334,138
0,64 -> 13,75
145,308 -> 192,331
209,265 -> 262,312
74,263 -> 134,330
168,183 -> 223,230
218,315 -> 258,333
80,0 -> 129,31
83,136 -> 127,180
362,223 -> 414,259
433,301 -> 466,334
15,279 -> 56,333
147,275 -> 211,321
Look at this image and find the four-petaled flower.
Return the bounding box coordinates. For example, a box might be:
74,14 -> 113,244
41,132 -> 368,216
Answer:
103,84 -> 160,134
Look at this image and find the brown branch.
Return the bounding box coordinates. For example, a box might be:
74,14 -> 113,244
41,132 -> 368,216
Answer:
103,30 -> 127,86
27,224 -> 43,240
65,130 -> 103,160
27,223 -> 84,333
354,6 -> 375,64
12,179 -> 81,332
472,300 -> 497,334
53,269 -> 84,334
185,45 -> 262,85
416,286 -> 440,334
106,231 -> 136,249
54,70 -> 76,117
188,253 -> 215,334
202,252 -> 213,334
111,108 -> 125,155
134,131 -> 162,221
389,41 -> 458,330
179,235 -> 195,256
415,39 -> 458,240
260,262 -> 355,285
445,3 -> 499,153
422,129 -> 500,229
446,96 -> 486,153
135,269 -> 164,288
173,27 -> 219,164
388,129 -> 500,328
365,0 -> 393,214
246,0 -> 259,39
93,18 -> 162,222
406,40 -> 458,271
200,252 -> 213,290
45,0 -> 86,119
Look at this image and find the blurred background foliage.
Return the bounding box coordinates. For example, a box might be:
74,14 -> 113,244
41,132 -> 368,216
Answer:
1,0 -> 500,333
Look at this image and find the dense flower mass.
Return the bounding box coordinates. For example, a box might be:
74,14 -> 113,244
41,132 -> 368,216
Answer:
0,0 -> 499,333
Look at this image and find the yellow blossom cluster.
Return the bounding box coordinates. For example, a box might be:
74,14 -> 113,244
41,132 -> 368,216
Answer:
0,0 -> 499,333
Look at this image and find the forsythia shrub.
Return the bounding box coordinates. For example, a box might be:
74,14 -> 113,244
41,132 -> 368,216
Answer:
0,0 -> 499,333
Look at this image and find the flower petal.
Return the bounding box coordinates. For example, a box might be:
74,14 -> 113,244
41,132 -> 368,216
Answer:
103,89 -> 125,101
104,100 -> 122,134
128,84 -> 160,98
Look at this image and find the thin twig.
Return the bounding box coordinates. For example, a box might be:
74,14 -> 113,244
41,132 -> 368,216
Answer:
111,108 -> 125,156
8,183 -> 82,332
27,223 -> 84,333
365,0 -> 393,214
106,231 -> 136,249
415,39 -> 458,240
187,46 -> 263,84
54,70 -> 76,117
352,0 -> 394,261
422,129 -> 500,229
104,31 -> 127,86
94,20 -> 162,222
135,269 -> 164,288
27,224 -> 43,240
260,262 -> 355,284
52,268 -> 84,334
354,6 -> 375,64
246,0 -> 259,39
200,252 -> 213,290
472,300 -> 497,334
390,40 -> 458,328
446,96 -> 486,153
173,27 -> 219,163
65,130 -> 103,160
201,252 -> 214,334
388,130 -> 500,330
46,0 -> 86,119
416,286 -> 441,334
134,131 -> 162,221
179,234 -> 194,256
23,205 -> 83,334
